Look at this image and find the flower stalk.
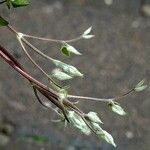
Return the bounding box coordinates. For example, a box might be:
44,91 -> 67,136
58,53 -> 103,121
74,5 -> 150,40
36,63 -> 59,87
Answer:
0,17 -> 147,147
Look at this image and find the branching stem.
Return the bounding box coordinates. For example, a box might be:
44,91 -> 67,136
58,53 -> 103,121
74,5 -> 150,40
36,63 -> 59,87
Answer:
7,24 -> 61,88
68,88 -> 135,103
68,95 -> 114,102
23,33 -> 83,43
17,37 -> 50,79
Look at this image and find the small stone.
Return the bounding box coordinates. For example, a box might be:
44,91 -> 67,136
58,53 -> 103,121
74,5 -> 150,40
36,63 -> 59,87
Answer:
104,0 -> 113,5
0,134 -> 10,146
131,20 -> 140,28
67,146 -> 75,150
53,1 -> 63,10
125,131 -> 134,139
141,5 -> 150,17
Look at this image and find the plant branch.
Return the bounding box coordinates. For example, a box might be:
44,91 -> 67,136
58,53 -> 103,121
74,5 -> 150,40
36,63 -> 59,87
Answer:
68,87 -> 135,103
32,85 -> 49,109
0,45 -> 58,98
20,33 -> 83,43
67,95 -> 114,102
7,25 -> 81,61
17,37 -> 50,80
7,24 -> 53,65
7,24 -> 61,88
22,37 -> 53,61
0,45 -> 83,121
32,85 -> 63,116
7,24 -> 136,104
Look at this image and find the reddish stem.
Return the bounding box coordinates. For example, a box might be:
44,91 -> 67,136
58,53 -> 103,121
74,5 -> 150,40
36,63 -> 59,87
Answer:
0,44 -> 58,98
0,45 -> 83,115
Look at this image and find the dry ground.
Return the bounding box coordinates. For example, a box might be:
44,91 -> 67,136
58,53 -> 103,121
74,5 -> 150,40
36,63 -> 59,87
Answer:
0,0 -> 150,150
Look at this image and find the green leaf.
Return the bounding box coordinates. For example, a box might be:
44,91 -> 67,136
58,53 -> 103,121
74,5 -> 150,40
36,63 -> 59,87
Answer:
61,46 -> 70,57
61,43 -> 82,56
52,69 -> 72,80
11,0 -> 30,7
108,101 -> 126,116
97,130 -> 116,147
51,59 -> 83,77
0,17 -> 9,27
134,79 -> 147,92
85,112 -> 103,124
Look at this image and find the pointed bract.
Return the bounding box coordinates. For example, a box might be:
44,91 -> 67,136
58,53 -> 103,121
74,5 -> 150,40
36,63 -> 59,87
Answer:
136,79 -> 145,87
97,130 -> 116,147
51,59 -> 83,77
82,35 -> 95,39
61,43 -> 82,57
109,101 -> 126,116
135,85 -> 147,92
135,79 -> 147,92
67,111 -> 91,135
83,26 -> 92,35
64,43 -> 82,55
86,112 -> 103,123
52,69 -> 72,80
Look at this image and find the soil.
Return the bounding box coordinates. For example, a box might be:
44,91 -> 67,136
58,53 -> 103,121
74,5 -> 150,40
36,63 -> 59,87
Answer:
0,0 -> 150,150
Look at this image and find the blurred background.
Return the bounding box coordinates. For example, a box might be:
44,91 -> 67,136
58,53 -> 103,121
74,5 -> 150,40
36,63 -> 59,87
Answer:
0,0 -> 150,149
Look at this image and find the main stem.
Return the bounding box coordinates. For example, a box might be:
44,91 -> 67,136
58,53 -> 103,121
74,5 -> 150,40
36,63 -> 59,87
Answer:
0,45 -> 57,98
0,45 -> 83,115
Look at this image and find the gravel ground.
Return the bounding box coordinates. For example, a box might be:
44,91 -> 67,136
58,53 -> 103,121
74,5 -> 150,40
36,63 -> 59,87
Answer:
0,0 -> 150,150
